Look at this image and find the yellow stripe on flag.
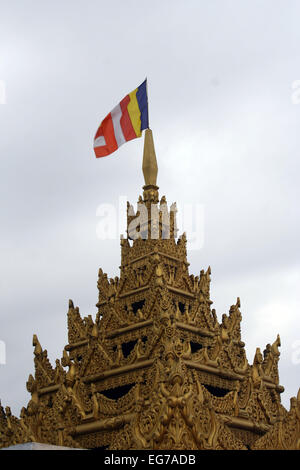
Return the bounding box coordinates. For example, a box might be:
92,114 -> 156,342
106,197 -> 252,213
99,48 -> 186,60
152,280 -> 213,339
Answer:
128,89 -> 142,137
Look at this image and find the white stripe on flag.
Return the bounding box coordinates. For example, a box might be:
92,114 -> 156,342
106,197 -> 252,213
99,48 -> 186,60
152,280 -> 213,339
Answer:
111,104 -> 125,147
94,135 -> 106,148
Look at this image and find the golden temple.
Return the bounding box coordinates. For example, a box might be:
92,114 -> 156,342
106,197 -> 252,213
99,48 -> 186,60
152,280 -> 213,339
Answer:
1,130 -> 300,450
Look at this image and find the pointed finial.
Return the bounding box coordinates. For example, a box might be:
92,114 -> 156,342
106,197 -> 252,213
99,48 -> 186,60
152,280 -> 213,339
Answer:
142,129 -> 158,187
32,334 -> 42,356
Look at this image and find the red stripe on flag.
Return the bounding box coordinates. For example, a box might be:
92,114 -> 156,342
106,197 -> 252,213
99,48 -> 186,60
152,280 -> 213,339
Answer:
120,95 -> 137,142
94,113 -> 118,158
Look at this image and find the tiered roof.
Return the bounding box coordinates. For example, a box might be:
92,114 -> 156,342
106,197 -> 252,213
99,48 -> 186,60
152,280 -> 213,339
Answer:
1,130 -> 299,450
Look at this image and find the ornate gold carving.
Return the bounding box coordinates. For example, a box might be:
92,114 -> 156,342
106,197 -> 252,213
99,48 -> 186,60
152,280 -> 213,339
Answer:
252,389 -> 300,449
0,131 -> 297,450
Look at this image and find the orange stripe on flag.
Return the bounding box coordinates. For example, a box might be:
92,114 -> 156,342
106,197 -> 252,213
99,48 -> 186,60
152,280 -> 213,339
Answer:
94,113 -> 118,158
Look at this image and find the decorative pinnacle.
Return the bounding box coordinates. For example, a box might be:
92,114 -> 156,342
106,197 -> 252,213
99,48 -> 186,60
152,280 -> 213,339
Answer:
142,129 -> 158,187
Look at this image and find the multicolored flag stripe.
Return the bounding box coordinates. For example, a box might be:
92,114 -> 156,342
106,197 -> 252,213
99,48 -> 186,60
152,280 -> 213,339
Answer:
94,80 -> 149,158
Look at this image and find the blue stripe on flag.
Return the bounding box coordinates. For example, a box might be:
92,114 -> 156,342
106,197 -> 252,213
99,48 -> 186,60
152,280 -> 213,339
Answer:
136,80 -> 149,130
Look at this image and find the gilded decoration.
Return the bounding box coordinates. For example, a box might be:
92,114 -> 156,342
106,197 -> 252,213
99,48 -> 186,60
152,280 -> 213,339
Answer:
1,129 -> 299,450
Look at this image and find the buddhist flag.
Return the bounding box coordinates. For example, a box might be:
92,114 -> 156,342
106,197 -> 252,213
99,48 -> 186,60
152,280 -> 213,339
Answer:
94,80 -> 149,158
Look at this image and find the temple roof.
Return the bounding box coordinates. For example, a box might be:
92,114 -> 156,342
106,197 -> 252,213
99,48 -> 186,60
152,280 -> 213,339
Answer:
1,131 -> 299,450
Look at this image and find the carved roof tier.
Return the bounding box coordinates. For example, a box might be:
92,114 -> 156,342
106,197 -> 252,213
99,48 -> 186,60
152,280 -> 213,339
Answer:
1,130 -> 299,450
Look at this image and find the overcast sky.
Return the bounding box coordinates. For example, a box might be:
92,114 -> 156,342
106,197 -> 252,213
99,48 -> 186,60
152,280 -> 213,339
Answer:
0,0 -> 300,414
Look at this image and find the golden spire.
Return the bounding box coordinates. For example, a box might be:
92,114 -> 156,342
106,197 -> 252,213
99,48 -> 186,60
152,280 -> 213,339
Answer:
142,129 -> 158,187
